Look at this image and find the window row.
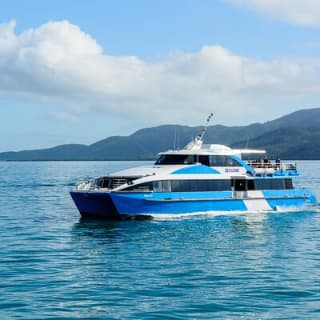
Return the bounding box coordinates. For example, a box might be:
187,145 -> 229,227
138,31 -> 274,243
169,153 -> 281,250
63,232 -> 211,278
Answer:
254,178 -> 293,190
155,155 -> 241,167
123,178 -> 293,192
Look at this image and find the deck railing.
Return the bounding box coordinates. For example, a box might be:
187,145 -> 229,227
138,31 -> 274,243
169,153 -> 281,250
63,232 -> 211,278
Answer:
247,161 -> 297,171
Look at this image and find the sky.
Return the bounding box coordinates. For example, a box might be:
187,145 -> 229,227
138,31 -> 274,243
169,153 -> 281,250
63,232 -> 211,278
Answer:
0,0 -> 320,151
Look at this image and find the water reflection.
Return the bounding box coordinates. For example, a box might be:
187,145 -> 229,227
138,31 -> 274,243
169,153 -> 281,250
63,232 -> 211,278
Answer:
71,216 -> 158,247
72,218 -> 126,243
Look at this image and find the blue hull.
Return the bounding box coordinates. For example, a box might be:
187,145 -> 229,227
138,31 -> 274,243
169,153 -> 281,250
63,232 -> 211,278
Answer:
70,189 -> 317,219
70,191 -> 120,219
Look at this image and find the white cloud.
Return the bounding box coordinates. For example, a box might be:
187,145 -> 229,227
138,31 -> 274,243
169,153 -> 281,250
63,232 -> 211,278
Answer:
226,0 -> 320,27
0,20 -> 320,126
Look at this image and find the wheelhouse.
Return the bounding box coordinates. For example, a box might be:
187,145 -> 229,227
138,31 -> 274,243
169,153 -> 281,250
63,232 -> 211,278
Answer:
155,154 -> 242,167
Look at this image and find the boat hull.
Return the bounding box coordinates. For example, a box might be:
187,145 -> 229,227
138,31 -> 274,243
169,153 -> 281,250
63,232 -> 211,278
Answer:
70,191 -> 120,219
70,189 -> 317,219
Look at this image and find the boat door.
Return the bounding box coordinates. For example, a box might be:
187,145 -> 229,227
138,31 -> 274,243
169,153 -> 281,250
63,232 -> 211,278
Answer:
232,177 -> 248,199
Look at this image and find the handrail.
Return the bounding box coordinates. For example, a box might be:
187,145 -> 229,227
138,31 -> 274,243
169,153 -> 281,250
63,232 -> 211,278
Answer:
247,160 -> 297,171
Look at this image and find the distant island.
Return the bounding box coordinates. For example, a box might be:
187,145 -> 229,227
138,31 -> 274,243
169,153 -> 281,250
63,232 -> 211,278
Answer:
1,108 -> 320,160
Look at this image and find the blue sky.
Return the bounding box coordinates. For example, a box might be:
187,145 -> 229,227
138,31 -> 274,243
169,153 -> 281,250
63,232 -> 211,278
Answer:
0,0 -> 320,151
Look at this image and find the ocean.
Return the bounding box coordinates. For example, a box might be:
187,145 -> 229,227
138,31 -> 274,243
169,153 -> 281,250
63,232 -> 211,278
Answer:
1,161 -> 320,319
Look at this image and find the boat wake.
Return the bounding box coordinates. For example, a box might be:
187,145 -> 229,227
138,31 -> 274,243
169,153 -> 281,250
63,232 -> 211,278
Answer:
149,204 -> 320,221
274,203 -> 320,213
149,211 -> 247,220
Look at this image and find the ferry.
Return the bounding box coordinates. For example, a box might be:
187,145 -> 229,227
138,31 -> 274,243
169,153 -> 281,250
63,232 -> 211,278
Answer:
70,115 -> 316,219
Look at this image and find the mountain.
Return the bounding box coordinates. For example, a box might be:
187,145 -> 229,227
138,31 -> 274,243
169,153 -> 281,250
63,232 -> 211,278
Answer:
1,108 -> 320,160
0,144 -> 87,161
232,126 -> 320,159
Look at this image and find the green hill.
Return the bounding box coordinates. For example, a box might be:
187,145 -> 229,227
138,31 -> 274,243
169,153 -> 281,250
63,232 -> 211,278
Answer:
1,108 -> 320,160
232,126 -> 320,159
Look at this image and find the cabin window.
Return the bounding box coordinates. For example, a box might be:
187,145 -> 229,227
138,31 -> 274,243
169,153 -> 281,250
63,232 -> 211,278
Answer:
285,179 -> 293,189
124,180 -> 171,192
154,154 -> 241,167
95,177 -> 110,188
254,178 -> 293,190
124,182 -> 153,192
171,179 -> 231,192
153,181 -> 162,192
123,179 -> 231,192
171,180 -> 197,192
198,155 -> 210,166
247,180 -> 255,190
153,180 -> 171,192
122,178 -> 293,192
209,155 -> 240,167
155,154 -> 197,165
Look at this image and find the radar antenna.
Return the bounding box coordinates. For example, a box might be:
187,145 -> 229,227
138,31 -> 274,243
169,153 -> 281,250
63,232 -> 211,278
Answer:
196,112 -> 213,142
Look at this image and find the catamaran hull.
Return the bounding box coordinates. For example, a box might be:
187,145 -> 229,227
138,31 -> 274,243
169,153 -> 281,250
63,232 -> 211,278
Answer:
70,189 -> 317,219
70,191 -> 120,219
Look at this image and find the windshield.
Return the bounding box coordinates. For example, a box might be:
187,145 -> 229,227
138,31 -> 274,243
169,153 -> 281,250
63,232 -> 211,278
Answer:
155,154 -> 197,165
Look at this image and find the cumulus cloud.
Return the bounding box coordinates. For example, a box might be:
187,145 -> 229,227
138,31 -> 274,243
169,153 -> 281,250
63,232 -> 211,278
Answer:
226,0 -> 320,27
0,20 -> 320,126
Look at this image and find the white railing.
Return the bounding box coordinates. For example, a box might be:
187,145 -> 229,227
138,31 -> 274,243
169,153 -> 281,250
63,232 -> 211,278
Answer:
247,161 -> 297,171
74,177 -> 130,191
75,179 -> 96,190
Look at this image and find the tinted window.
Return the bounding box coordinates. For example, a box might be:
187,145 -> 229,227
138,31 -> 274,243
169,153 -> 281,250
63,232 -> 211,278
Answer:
153,181 -> 171,192
171,179 -> 231,192
96,177 -> 110,188
198,155 -> 210,166
124,182 -> 153,192
247,180 -> 254,190
254,178 -> 292,190
124,179 -> 231,192
155,154 -> 196,165
285,179 -> 293,189
209,155 -> 240,167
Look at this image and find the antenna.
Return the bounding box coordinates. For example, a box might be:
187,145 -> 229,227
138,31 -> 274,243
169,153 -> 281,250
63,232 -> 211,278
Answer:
184,112 -> 214,150
245,134 -> 250,149
173,127 -> 177,150
196,112 -> 214,142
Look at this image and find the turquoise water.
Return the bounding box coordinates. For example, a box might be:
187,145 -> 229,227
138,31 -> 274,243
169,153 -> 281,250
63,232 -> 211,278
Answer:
1,161 -> 320,319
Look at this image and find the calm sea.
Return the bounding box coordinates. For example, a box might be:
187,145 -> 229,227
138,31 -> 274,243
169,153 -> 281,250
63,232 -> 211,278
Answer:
1,161 -> 320,319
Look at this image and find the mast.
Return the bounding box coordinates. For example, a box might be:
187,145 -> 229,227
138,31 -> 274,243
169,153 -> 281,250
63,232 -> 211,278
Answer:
196,112 -> 214,143
185,113 -> 213,150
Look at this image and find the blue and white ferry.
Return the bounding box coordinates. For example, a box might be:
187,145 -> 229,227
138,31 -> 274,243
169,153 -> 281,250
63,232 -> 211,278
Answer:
70,117 -> 316,219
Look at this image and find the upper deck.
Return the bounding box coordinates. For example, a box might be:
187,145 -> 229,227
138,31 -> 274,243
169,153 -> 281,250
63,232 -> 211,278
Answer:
247,160 -> 298,177
156,140 -> 298,177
